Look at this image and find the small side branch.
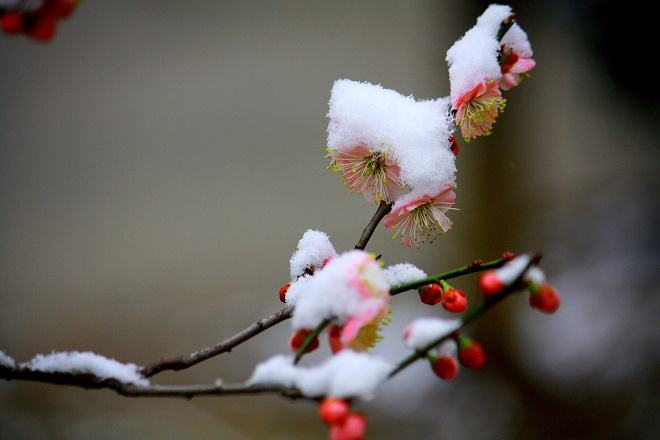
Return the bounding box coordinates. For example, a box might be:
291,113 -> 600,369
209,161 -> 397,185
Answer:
354,201 -> 392,250
388,253 -> 542,378
141,305 -> 293,377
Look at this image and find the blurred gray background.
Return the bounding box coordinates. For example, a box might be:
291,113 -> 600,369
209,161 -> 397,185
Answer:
1,1 -> 658,439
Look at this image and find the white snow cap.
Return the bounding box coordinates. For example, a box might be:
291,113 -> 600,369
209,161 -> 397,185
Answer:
248,351 -> 393,399
291,250 -> 390,330
327,79 -> 456,197
289,229 -> 337,281
404,317 -> 461,350
0,350 -> 16,368
524,266 -> 546,285
495,254 -> 531,284
446,4 -> 512,104
384,263 -> 427,286
500,23 -> 533,57
23,351 -> 149,386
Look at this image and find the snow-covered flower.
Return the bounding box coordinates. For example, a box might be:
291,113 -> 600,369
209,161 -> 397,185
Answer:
453,80 -> 506,141
499,23 -> 536,90
446,4 -> 513,141
291,251 -> 391,352
327,79 -> 455,204
329,144 -> 403,203
383,185 -> 457,248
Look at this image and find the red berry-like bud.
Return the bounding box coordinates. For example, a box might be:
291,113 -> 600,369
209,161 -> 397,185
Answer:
529,283 -> 560,313
319,398 -> 350,425
328,324 -> 343,354
418,283 -> 443,305
480,271 -> 504,296
501,251 -> 516,261
28,16 -> 57,42
431,355 -> 459,380
53,0 -> 77,18
279,282 -> 290,303
458,337 -> 486,369
1,12 -> 24,34
289,329 -> 319,353
449,136 -> 460,157
330,412 -> 366,440
442,288 -> 467,313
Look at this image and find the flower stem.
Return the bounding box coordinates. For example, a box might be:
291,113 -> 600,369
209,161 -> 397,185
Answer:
354,201 -> 392,250
294,319 -> 331,364
389,257 -> 507,295
388,253 -> 541,378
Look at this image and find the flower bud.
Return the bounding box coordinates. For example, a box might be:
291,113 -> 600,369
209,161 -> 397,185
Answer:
330,412 -> 366,440
441,282 -> 467,313
479,270 -> 504,296
418,283 -> 443,305
289,329 -> 320,353
458,335 -> 486,369
319,398 -> 350,425
529,283 -> 560,314
430,354 -> 459,380
279,282 -> 290,303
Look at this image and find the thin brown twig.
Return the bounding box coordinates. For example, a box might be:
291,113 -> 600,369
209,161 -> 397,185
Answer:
141,305 -> 293,377
0,365 -> 314,401
354,201 -> 392,250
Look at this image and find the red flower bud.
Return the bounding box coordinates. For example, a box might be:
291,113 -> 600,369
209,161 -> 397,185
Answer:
442,287 -> 467,313
28,16 -> 57,42
328,324 -> 343,354
1,12 -> 24,34
431,355 -> 459,380
319,398 -> 350,425
449,136 -> 460,157
279,282 -> 290,303
458,337 -> 486,369
330,412 -> 366,440
529,283 -> 560,314
418,283 -> 443,305
479,270 -> 504,296
289,329 -> 319,353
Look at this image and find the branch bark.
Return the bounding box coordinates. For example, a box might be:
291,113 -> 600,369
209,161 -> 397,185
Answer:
141,305 -> 293,377
354,201 -> 392,250
0,365 -> 313,400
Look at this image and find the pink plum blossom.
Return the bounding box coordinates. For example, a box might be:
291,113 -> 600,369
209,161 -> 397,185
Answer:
383,185 -> 457,248
330,145 -> 404,204
453,80 -> 506,141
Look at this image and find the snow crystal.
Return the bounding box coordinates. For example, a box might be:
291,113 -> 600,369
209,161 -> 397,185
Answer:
289,229 -> 337,281
0,350 -> 16,368
404,317 -> 461,350
496,254 -> 531,284
291,250 -> 390,330
327,79 -> 455,197
524,266 -> 546,285
23,351 -> 149,386
384,263 -> 427,286
446,4 -> 512,104
248,351 -> 393,399
500,23 -> 533,58
437,339 -> 458,357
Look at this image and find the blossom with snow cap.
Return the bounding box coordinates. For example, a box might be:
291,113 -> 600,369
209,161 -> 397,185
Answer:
383,184 -> 457,248
291,250 -> 391,352
327,79 -> 456,205
329,144 -> 403,203
446,4 -> 513,141
499,23 -> 536,91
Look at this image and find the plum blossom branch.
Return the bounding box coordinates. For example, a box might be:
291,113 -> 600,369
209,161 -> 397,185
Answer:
387,253 -> 542,378
354,201 -> 392,251
141,305 -> 293,377
0,364 -> 313,401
